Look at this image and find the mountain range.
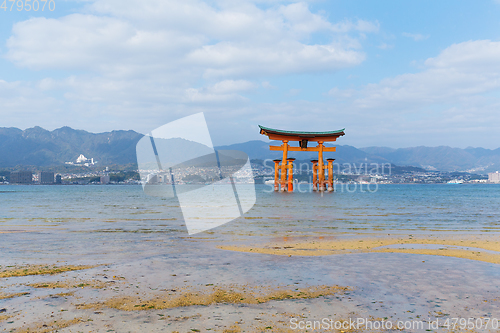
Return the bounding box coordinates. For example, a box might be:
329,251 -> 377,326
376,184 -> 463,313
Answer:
217,141 -> 500,173
1,126 -> 500,174
0,126 -> 142,168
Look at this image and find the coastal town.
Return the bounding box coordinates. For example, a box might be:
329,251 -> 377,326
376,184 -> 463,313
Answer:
1,160 -> 498,185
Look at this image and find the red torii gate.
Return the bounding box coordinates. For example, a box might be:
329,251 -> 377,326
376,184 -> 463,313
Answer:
259,125 -> 345,192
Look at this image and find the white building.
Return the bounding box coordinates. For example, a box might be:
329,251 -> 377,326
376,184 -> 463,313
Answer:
488,171 -> 500,183
76,154 -> 88,164
66,154 -> 96,166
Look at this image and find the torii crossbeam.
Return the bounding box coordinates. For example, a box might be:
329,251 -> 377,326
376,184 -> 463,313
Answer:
259,125 -> 345,192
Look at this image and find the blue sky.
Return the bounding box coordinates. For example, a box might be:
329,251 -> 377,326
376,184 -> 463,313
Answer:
1,0 -> 500,148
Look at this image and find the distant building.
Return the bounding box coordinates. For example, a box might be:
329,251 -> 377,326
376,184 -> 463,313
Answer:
65,154 -> 96,166
55,174 -> 62,184
489,171 -> 500,183
39,171 -> 55,184
10,171 -> 33,184
100,175 -> 110,184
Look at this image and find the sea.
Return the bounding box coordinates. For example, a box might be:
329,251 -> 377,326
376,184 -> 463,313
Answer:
2,184 -> 500,331
0,184 -> 500,241
1,184 -> 500,263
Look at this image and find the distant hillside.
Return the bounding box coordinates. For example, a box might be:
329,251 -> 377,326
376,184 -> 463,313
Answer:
1,126 -> 499,173
0,126 -> 142,168
219,141 -> 500,173
216,140 -> 391,165
360,146 -> 500,173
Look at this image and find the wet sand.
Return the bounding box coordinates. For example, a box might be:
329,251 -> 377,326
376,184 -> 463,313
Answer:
3,234 -> 500,332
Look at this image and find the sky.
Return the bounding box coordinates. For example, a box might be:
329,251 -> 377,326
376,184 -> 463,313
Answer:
1,0 -> 500,148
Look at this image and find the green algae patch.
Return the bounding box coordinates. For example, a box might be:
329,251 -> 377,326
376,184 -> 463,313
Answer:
76,284 -> 350,311
28,279 -> 107,289
0,314 -> 13,322
0,264 -> 100,278
8,317 -> 87,333
0,292 -> 30,300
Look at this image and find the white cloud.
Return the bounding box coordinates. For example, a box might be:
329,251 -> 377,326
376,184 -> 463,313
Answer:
424,40 -> 500,70
6,0 -> 374,79
287,88 -> 301,96
1,0 -> 380,138
325,40 -> 500,147
0,79 -> 66,129
184,88 -> 249,103
262,81 -> 277,89
187,41 -> 365,78
377,43 -> 393,50
6,14 -> 205,79
278,2 -> 335,35
349,40 -> 500,109
402,32 -> 429,41
328,87 -> 355,98
5,1 -> 497,149
182,80 -> 257,103
207,80 -> 258,94
332,19 -> 379,34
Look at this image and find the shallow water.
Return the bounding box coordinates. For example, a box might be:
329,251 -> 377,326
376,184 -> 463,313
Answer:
2,184 -> 500,331
1,184 -> 500,262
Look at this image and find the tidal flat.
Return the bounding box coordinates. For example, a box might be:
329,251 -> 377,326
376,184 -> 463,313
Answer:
2,184 -> 500,332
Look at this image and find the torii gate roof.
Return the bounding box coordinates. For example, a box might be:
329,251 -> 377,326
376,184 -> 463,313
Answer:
259,125 -> 345,142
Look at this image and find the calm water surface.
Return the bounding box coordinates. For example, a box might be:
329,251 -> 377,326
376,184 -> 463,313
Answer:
1,184 -> 500,264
